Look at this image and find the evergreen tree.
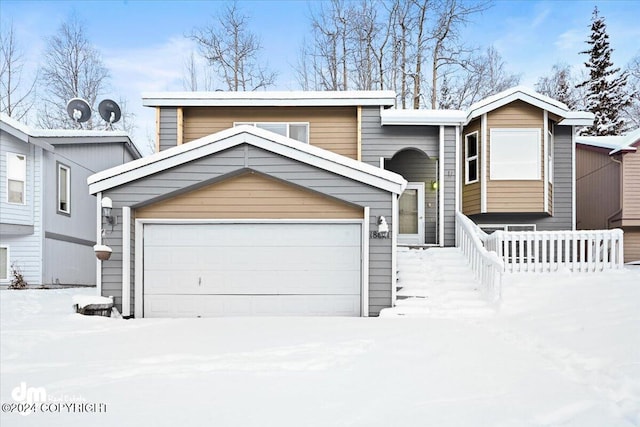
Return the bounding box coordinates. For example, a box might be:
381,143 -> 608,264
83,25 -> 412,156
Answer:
437,75 -> 455,110
577,7 -> 631,135
536,64 -> 578,108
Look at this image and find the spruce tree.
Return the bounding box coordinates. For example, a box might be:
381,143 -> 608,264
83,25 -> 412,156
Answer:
577,7 -> 631,135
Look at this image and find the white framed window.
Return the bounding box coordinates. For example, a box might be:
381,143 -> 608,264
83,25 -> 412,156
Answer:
7,152 -> 26,204
490,128 -> 541,180
478,224 -> 536,234
0,246 -> 8,281
235,122 -> 309,144
57,163 -> 71,214
465,131 -> 479,184
547,129 -> 554,185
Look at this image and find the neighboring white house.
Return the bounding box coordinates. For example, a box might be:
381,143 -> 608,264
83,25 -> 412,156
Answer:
0,114 -> 141,287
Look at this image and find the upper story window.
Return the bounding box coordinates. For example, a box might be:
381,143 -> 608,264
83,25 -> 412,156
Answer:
465,132 -> 479,184
57,163 -> 71,215
490,128 -> 541,181
235,122 -> 309,144
7,153 -> 26,204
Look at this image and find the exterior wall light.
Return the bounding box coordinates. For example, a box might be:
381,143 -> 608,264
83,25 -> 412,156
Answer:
431,180 -> 438,191
102,197 -> 116,227
377,216 -> 389,238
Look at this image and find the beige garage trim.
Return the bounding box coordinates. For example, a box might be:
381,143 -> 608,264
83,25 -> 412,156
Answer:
135,171 -> 364,219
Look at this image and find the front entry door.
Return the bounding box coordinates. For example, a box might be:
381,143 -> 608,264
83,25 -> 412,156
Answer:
398,182 -> 425,245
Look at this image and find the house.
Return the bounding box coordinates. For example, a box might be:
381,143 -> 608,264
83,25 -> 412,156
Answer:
576,128 -> 640,263
88,86 -> 593,318
0,114 -> 141,287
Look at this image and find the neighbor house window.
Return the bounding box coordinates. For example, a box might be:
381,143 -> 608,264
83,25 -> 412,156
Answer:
0,246 -> 8,281
235,122 -> 309,144
7,153 -> 26,204
490,128 -> 541,180
57,163 -> 71,214
465,132 -> 479,184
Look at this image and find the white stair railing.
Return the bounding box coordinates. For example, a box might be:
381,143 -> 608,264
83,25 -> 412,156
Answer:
485,229 -> 624,273
455,212 -> 504,302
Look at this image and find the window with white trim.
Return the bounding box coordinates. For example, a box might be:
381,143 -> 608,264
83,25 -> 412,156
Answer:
235,122 -> 309,144
0,246 -> 8,281
490,128 -> 541,180
465,132 -> 479,184
547,129 -> 554,185
57,163 -> 71,214
7,153 -> 26,204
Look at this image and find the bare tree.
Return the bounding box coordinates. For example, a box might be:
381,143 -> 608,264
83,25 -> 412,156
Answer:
182,50 -> 215,91
190,2 -> 276,91
535,63 -> 580,108
622,53 -> 640,128
38,15 -> 110,129
0,21 -> 36,120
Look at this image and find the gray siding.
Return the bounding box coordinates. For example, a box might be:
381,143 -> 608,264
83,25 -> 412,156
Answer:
469,124 -> 574,231
0,131 -> 43,285
158,108 -> 178,152
102,144 -> 393,316
443,126 -> 457,246
361,106 -> 439,166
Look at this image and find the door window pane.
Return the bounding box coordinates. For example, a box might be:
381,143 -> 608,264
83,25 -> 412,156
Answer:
399,189 -> 418,234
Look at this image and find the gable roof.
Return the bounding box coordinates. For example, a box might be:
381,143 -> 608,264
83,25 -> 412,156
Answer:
576,128 -> 640,155
88,125 -> 407,195
0,113 -> 142,158
143,90 -> 397,107
380,86 -> 594,126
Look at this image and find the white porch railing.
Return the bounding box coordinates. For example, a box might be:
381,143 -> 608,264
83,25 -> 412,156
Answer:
484,229 -> 624,273
455,212 -> 504,302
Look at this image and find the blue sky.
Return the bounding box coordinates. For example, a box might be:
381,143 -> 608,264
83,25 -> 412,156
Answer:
1,0 -> 639,150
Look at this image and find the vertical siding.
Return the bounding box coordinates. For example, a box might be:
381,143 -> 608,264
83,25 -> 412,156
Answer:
462,119 -> 481,215
182,106 -> 358,159
384,151 -> 437,244
443,126 -> 457,246
104,144 -> 393,316
158,108 -> 178,152
576,146 -> 620,229
360,106 -> 439,166
622,149 -> 640,222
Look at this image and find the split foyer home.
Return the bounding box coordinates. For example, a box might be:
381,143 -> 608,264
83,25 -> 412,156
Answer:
87,86 -> 593,318
0,114 -> 141,287
576,128 -> 640,263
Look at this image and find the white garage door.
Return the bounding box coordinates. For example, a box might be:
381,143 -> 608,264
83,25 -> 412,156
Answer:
143,222 -> 362,317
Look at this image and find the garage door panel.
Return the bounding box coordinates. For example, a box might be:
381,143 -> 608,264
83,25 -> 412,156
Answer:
144,294 -> 361,317
143,222 -> 362,317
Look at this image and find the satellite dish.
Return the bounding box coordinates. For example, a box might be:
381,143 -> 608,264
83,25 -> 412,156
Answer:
98,99 -> 121,130
66,98 -> 91,124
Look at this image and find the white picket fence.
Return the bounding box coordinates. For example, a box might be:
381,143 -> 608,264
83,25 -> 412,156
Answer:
484,229 -> 624,273
455,212 -> 504,302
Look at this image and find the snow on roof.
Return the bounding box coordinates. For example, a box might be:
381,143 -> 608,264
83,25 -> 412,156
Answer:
576,128 -> 640,154
89,125 -> 407,195
143,90 -> 397,107
381,109 -> 467,125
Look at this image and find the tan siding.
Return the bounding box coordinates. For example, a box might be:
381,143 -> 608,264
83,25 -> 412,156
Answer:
487,101 -> 545,213
135,172 -> 364,220
462,118 -> 481,215
622,150 -> 640,223
182,106 -> 358,159
623,227 -> 640,263
576,146 -> 620,229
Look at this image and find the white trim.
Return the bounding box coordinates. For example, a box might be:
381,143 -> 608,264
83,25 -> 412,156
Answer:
379,157 -> 385,169
481,114 -> 487,213
96,193 -> 102,295
134,219 -> 144,318
57,163 -> 71,214
557,112 -> 595,126
391,194 -> 398,307
142,90 -> 396,107
464,131 -> 479,184
478,223 -> 537,232
398,182 -> 425,244
362,207 -> 370,317
544,111 -> 549,213
455,126 -> 461,213
89,126 -> 407,195
439,126 -> 445,247
122,206 -> 131,317
381,109 -> 466,126
0,245 -> 9,282
572,126 -> 576,231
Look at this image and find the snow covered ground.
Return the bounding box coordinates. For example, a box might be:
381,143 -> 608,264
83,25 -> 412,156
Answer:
1,268 -> 639,426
